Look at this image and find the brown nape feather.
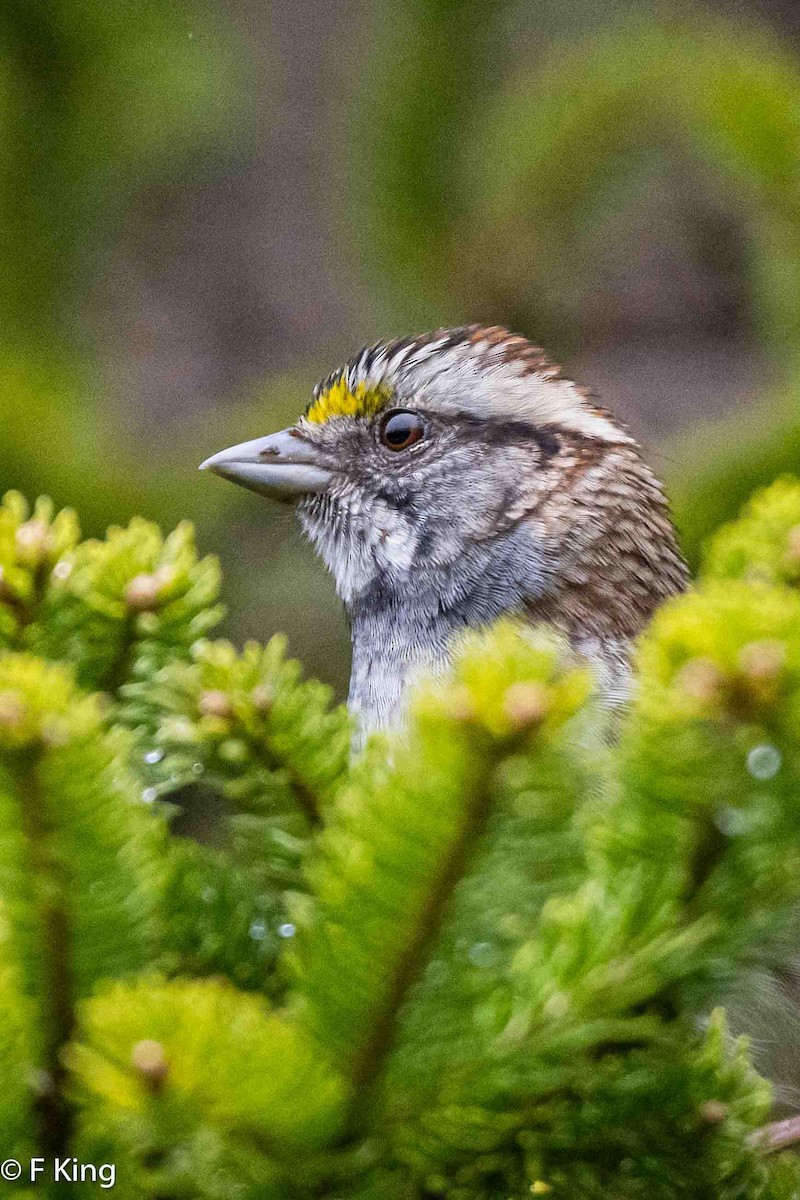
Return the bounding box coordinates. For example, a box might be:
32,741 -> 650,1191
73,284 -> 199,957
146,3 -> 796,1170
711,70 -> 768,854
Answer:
519,434 -> 690,644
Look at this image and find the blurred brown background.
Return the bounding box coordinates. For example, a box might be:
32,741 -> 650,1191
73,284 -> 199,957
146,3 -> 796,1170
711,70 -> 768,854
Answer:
3,0 -> 800,693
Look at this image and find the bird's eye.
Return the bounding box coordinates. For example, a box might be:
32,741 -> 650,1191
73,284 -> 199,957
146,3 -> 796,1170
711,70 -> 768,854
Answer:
380,410 -> 424,452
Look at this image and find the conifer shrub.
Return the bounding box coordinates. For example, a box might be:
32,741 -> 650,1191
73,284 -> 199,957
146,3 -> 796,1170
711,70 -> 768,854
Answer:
2,482 -> 800,1196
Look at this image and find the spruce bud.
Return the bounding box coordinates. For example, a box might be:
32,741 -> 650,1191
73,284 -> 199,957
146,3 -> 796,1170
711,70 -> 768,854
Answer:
131,1039 -> 169,1094
125,573 -> 162,612
198,689 -> 232,719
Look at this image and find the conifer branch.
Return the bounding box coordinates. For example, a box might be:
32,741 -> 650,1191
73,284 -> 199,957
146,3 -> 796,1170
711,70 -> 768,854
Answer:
242,727 -> 321,827
348,734 -> 498,1098
683,816 -> 728,910
102,613 -> 137,700
10,748 -> 74,1160
142,637 -> 348,825
0,650 -> 166,1168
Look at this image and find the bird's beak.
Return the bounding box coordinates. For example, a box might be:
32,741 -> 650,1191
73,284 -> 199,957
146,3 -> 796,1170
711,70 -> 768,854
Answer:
199,428 -> 332,502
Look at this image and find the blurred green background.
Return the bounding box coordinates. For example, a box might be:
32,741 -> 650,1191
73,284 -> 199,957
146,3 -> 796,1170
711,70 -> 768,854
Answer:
3,0 -> 800,695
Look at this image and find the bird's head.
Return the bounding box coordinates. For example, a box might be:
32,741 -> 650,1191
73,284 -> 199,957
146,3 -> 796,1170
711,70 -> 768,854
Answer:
201,325 -> 683,625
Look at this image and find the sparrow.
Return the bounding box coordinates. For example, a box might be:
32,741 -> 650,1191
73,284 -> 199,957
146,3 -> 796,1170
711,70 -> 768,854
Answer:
201,325 -> 689,740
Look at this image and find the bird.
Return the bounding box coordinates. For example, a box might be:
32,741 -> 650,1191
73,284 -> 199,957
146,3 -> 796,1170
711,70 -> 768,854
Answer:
201,325 -> 689,740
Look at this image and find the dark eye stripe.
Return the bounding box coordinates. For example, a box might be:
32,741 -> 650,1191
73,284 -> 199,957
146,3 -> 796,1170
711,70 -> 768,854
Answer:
434,413 -> 561,460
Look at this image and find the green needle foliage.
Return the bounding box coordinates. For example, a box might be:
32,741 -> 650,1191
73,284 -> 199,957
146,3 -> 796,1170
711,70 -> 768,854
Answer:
69,978 -> 346,1200
36,516 -> 223,699
0,491 -> 223,700
0,948 -> 35,1170
703,475 -> 800,589
5,484 -> 800,1196
0,651 -> 165,1170
158,836 -> 294,997
140,635 -> 351,999
141,635 -> 350,816
616,580 -> 800,949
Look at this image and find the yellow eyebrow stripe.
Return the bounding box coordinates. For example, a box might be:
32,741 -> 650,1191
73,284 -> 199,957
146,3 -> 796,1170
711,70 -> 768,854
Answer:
306,378 -> 392,424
